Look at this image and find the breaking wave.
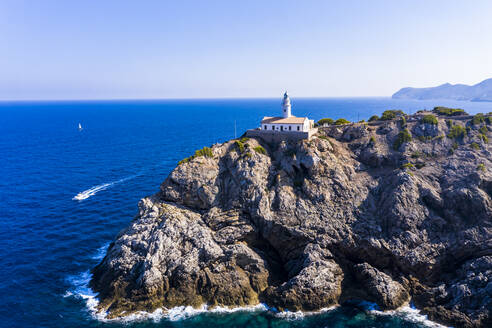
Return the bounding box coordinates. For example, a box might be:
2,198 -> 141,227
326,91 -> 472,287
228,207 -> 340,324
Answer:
65,271 -> 269,323
91,243 -> 109,261
371,306 -> 448,328
64,247 -> 448,326
72,175 -> 137,201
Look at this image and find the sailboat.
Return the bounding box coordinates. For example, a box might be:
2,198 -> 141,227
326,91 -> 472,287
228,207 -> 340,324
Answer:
78,123 -> 83,131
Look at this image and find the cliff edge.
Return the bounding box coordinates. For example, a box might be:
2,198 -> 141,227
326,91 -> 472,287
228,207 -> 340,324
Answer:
91,111 -> 492,327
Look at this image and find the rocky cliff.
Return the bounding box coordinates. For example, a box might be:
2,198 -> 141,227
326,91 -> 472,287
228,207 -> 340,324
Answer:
91,112 -> 492,327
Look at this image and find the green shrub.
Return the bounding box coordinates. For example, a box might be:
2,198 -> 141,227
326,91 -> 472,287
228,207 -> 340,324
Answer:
446,119 -> 453,127
479,126 -> 488,134
452,142 -> 459,150
411,151 -> 421,158
477,163 -> 485,172
470,142 -> 480,150
393,129 -> 412,150
471,113 -> 485,126
369,136 -> 376,144
244,152 -> 252,159
399,116 -> 407,128
359,119 -> 366,123
178,146 -> 213,165
400,163 -> 415,170
433,107 -> 467,116
368,115 -> 379,122
318,135 -> 329,141
335,118 -> 350,125
317,118 -> 334,125
486,116 -> 492,125
381,110 -> 405,121
235,140 -> 245,153
194,146 -> 213,158
420,114 -> 438,125
433,135 -> 444,141
178,157 -> 191,165
415,162 -> 426,169
480,134 -> 489,143
239,137 -> 249,143
447,125 -> 466,140
253,146 -> 266,155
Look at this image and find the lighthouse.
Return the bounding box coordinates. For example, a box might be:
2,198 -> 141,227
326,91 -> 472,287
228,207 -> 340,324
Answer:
282,91 -> 292,118
255,92 -> 315,139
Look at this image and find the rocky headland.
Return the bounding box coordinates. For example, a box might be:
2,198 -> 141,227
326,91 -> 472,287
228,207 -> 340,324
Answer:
91,109 -> 492,327
392,78 -> 492,102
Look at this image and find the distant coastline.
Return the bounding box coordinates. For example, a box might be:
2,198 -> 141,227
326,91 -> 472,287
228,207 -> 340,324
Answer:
392,78 -> 492,102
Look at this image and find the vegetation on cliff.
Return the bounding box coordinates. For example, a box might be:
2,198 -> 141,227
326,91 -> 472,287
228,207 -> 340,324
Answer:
432,106 -> 467,116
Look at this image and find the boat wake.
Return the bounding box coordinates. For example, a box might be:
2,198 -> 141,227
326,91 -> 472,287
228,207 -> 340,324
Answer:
72,175 -> 137,201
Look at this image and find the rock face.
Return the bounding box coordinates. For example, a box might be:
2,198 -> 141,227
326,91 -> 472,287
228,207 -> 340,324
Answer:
91,113 -> 492,327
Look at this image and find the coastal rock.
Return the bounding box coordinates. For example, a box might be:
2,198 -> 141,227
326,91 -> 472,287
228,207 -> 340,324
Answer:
353,263 -> 409,310
91,114 -> 492,327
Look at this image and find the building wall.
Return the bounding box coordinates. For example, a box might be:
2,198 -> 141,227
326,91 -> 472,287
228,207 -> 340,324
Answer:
261,123 -> 308,132
246,128 -> 318,143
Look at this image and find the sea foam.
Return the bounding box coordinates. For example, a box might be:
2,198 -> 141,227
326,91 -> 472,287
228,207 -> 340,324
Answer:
371,306 -> 449,328
65,273 -> 449,327
65,271 -> 269,323
65,247 -> 448,327
72,175 -> 137,201
90,243 -> 109,260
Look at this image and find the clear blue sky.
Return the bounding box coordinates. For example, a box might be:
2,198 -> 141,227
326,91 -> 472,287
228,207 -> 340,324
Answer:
1,0 -> 491,100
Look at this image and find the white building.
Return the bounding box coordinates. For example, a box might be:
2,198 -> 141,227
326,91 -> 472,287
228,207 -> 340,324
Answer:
260,92 -> 314,132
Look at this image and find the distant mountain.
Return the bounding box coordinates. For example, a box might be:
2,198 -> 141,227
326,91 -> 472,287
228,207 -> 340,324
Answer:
392,78 -> 492,102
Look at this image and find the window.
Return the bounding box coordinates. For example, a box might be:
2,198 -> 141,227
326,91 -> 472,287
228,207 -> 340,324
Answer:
272,126 -> 275,130
264,125 -> 267,130
289,126 -> 292,131
280,126 -> 283,131
297,126 -> 300,131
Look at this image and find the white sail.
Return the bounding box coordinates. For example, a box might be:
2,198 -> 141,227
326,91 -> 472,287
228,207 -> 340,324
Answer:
78,123 -> 82,130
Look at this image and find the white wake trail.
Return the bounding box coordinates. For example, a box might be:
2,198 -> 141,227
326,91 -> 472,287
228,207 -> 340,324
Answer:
72,175 -> 137,201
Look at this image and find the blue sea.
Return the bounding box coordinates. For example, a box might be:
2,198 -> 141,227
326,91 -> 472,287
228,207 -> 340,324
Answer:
1,98 -> 490,328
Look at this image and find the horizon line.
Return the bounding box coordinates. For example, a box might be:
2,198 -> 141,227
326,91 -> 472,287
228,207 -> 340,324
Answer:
0,95 -> 391,102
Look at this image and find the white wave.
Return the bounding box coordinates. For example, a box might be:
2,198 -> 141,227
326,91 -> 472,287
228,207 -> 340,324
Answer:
371,305 -> 449,328
272,306 -> 337,320
164,304 -> 268,322
91,243 -> 110,261
65,270 -> 269,323
72,175 -> 137,201
65,271 -> 447,327
64,270 -> 105,319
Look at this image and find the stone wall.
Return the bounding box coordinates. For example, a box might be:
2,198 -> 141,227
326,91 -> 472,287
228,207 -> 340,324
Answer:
245,128 -> 317,143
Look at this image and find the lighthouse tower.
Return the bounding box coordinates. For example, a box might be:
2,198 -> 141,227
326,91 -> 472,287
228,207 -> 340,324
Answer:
282,91 -> 292,118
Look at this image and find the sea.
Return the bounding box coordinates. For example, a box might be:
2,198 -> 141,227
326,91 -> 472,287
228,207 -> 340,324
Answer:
1,97 -> 490,328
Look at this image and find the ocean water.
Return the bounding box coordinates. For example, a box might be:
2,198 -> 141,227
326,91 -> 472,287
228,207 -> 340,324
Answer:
1,97 -> 490,328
